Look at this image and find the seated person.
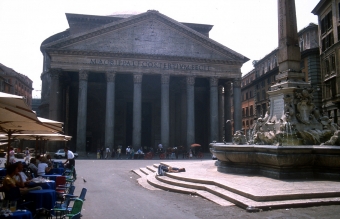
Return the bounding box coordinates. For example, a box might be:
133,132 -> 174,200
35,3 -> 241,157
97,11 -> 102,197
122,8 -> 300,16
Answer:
14,162 -> 31,186
28,158 -> 38,177
37,157 -> 52,176
3,163 -> 42,195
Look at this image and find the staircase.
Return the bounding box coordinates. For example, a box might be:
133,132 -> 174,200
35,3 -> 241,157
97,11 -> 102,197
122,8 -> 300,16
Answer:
132,162 -> 340,211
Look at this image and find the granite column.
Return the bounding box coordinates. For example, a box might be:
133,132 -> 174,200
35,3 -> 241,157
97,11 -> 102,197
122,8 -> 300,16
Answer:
186,76 -> 195,150
105,71 -> 116,150
133,73 -> 142,150
49,68 -> 61,121
233,78 -> 242,133
224,81 -> 232,142
210,77 -> 219,142
76,70 -> 89,155
161,74 -> 170,149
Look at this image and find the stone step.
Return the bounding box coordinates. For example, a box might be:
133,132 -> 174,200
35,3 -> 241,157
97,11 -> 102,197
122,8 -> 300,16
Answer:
140,167 -> 153,175
132,169 -> 145,177
146,165 -> 157,173
153,173 -> 340,210
166,173 -> 340,202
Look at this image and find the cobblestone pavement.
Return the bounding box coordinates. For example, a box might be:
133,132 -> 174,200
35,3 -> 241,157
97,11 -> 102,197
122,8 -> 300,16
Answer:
72,158 -> 340,219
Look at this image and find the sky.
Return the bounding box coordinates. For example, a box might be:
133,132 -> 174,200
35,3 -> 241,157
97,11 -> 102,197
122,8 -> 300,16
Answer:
0,0 -> 319,98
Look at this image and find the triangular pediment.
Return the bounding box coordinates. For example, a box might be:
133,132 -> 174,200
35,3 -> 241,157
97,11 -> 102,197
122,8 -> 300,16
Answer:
43,11 -> 248,63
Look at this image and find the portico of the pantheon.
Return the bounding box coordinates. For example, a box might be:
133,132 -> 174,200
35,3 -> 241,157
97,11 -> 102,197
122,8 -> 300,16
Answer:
40,10 -> 248,155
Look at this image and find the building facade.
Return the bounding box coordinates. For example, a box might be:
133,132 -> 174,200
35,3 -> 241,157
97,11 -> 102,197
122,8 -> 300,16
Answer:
0,63 -> 33,106
313,0 -> 340,125
40,11 -> 248,154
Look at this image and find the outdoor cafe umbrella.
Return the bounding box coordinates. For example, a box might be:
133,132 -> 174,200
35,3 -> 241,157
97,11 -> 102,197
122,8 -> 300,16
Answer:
191,143 -> 201,147
0,92 -> 60,164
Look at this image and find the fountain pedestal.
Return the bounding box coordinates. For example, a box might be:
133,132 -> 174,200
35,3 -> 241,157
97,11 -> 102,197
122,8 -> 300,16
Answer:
211,143 -> 340,179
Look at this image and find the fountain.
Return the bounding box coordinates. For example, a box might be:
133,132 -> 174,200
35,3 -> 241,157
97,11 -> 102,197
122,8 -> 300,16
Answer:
210,0 -> 340,179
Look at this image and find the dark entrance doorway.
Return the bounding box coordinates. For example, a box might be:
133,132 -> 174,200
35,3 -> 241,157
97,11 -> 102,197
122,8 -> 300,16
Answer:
125,102 -> 152,148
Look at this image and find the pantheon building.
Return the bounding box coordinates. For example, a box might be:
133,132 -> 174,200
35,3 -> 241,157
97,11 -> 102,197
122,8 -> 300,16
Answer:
40,10 -> 248,154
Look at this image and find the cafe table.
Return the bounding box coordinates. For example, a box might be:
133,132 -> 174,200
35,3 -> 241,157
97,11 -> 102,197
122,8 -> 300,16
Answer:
41,174 -> 61,182
28,180 -> 56,190
0,210 -> 33,219
27,189 -> 56,211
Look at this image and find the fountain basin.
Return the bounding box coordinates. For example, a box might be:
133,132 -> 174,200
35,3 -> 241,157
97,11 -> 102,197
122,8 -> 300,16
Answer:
210,143 -> 340,180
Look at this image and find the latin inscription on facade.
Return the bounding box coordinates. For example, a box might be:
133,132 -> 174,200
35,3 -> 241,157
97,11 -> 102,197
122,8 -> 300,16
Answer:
89,59 -> 212,71
273,99 -> 284,120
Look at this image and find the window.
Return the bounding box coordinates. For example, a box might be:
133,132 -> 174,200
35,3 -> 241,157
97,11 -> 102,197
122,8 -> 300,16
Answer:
257,92 -> 260,102
242,108 -> 245,117
300,38 -> 304,51
246,107 -> 249,117
250,105 -> 253,116
322,33 -> 334,51
325,59 -> 330,75
321,11 -> 333,34
250,91 -> 252,98
246,92 -> 248,100
331,55 -> 336,72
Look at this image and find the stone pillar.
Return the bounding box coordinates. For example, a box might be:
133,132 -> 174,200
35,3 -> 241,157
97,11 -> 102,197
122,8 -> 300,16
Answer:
186,76 -> 195,149
161,74 -> 170,149
76,70 -> 89,155
224,81 -> 232,142
49,68 -> 61,121
180,80 -> 187,146
210,77 -> 219,142
133,73 -> 142,150
233,78 -> 242,132
105,71 -> 116,149
218,86 -> 224,142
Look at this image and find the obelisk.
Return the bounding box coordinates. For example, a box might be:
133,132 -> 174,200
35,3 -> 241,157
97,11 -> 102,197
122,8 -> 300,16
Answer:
267,0 -> 311,136
273,0 -> 309,89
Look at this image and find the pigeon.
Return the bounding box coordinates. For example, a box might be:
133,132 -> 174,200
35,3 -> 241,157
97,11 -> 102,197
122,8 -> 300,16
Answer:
82,177 -> 87,183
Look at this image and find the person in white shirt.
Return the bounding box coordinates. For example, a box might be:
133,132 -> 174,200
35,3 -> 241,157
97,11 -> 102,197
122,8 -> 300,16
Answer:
24,147 -> 30,164
37,157 -> 52,176
64,147 -> 76,179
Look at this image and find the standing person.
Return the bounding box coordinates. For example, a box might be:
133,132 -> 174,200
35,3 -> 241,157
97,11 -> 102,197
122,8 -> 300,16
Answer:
100,147 -> 104,159
105,147 -> 110,159
63,147 -> 76,180
130,148 -> 135,159
117,147 -> 121,159
24,147 -> 30,164
9,147 -> 16,164
126,146 -> 131,159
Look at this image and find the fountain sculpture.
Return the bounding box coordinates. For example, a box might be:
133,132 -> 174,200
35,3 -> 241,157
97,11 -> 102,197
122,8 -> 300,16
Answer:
210,0 -> 340,179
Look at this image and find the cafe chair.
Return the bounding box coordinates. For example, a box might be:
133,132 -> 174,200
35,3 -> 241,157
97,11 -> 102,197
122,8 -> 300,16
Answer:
56,185 -> 75,203
61,198 -> 83,219
70,212 -> 81,219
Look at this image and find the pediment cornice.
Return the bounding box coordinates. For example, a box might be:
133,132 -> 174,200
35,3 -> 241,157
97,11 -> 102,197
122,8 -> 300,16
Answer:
47,49 -> 243,65
42,10 -> 248,63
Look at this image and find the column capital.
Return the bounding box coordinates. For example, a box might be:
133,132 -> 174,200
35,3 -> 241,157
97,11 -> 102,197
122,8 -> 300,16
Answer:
186,76 -> 195,85
49,68 -> 62,80
133,73 -> 143,84
106,71 -> 116,82
210,77 -> 219,87
233,78 -> 242,88
161,74 -> 170,84
79,70 -> 89,81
